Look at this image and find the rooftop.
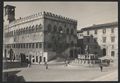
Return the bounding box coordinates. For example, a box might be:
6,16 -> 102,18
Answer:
81,21 -> 118,31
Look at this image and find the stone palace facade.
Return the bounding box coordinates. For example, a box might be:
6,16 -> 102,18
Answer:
3,5 -> 78,64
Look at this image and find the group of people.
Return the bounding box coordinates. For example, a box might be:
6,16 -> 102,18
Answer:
25,59 -> 48,69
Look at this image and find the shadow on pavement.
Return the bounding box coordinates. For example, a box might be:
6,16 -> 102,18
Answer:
3,70 -> 25,82
3,62 -> 28,69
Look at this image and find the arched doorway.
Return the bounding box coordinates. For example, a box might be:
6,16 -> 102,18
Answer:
103,48 -> 106,56
74,49 -> 77,58
43,57 -> 46,62
39,56 -> 42,62
20,53 -> 26,63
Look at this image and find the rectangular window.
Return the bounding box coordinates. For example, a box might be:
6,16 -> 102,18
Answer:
87,31 -> 89,35
112,45 -> 114,49
29,43 -> 31,48
16,44 -> 18,48
94,46 -> 97,49
18,44 -> 20,48
21,44 -> 23,48
19,44 -> 21,48
94,52 -> 98,55
94,30 -> 97,34
26,43 -> 28,48
39,43 -> 42,48
17,44 -> 19,48
111,51 -> 115,57
20,44 -> 22,48
111,28 -> 114,33
12,44 -> 14,48
36,43 -> 38,48
103,29 -> 106,34
23,43 -> 25,48
13,44 -> 15,48
24,43 -> 26,48
32,43 -> 34,48
103,37 -> 106,43
111,36 -> 115,42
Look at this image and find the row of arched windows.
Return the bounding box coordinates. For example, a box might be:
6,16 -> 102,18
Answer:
5,24 -> 42,37
46,24 -> 75,35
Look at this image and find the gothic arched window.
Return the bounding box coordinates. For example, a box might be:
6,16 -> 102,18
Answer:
38,24 -> 42,32
21,29 -> 23,34
23,28 -> 25,34
71,29 -> 74,34
29,26 -> 32,33
31,25 -> 34,33
15,30 -> 18,35
53,25 -> 57,32
47,24 -> 52,32
18,29 -> 20,35
35,24 -> 38,32
59,26 -> 62,33
66,28 -> 69,34
25,27 -> 27,34
26,27 -> 28,34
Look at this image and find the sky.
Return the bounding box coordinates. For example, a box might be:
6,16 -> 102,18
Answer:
4,2 -> 118,30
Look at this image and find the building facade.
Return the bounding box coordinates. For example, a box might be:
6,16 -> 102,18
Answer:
3,5 -> 78,64
77,22 -> 118,62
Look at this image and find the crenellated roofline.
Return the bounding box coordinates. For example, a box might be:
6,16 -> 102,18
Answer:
7,11 -> 77,27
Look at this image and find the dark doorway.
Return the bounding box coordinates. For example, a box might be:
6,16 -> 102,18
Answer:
36,56 -> 38,62
32,59 -> 35,63
43,57 -> 46,62
39,56 -> 42,62
20,53 -> 26,63
4,49 -> 7,59
103,48 -> 106,56
74,49 -> 77,58
70,50 -> 74,58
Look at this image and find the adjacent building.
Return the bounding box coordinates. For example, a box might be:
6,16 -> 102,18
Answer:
3,5 -> 78,64
77,22 -> 118,62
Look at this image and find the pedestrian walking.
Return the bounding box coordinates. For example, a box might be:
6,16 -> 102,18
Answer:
28,59 -> 31,68
13,54 -> 15,62
100,64 -> 103,72
26,59 -> 29,67
45,62 -> 48,69
65,60 -> 68,66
